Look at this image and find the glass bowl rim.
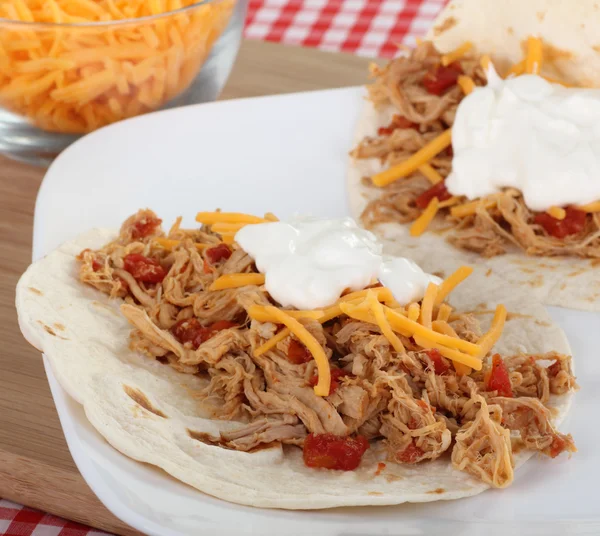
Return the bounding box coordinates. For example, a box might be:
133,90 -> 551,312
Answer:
0,0 -> 227,29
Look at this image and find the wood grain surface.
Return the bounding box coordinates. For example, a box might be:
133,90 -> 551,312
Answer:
0,39 -> 371,535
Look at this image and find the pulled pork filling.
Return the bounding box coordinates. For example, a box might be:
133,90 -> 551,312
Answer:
352,41 -> 600,258
78,209 -> 577,487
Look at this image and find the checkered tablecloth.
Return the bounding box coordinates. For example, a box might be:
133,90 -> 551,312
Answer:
0,1 -> 444,535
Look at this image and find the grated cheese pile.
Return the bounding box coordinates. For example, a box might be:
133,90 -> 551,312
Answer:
0,0 -> 235,134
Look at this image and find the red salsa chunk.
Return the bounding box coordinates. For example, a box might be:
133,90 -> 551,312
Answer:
534,207 -> 587,239
425,349 -> 450,375
132,215 -> 162,239
205,244 -> 232,264
303,433 -> 369,471
486,354 -> 513,397
309,367 -> 349,395
123,253 -> 167,283
377,114 -> 416,136
171,318 -> 237,350
287,339 -> 313,364
396,440 -> 424,464
422,62 -> 463,95
547,361 -> 562,377
549,436 -> 569,458
415,181 -> 452,209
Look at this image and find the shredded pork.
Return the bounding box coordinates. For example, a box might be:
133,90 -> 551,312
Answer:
78,209 -> 578,488
353,41 -> 600,259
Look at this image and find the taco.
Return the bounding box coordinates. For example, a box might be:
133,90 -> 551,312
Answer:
348,0 -> 600,311
16,209 -> 577,508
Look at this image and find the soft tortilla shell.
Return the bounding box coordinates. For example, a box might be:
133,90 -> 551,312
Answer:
348,97 -> 600,312
16,229 -> 573,509
429,0 -> 600,87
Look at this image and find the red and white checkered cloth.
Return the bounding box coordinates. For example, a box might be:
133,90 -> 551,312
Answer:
245,0 -> 446,58
0,1 -> 444,534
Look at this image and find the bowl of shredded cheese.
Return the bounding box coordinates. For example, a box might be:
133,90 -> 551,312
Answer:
0,0 -> 246,165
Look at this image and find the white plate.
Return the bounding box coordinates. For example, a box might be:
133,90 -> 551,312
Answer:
35,87 -> 600,536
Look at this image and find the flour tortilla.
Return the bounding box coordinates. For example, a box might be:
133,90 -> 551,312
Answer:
429,0 -> 600,88
347,0 -> 600,311
16,229 -> 574,509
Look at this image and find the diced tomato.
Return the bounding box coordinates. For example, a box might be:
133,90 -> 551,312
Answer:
396,440 -> 424,464
309,368 -> 350,395
287,339 -> 313,364
171,318 -> 237,349
203,259 -> 213,274
486,354 -> 513,397
425,349 -> 450,375
422,62 -> 463,95
415,181 -> 452,209
92,258 -> 103,271
209,320 -> 238,332
377,114 -> 416,136
303,433 -> 369,471
131,215 -> 162,239
205,244 -> 232,264
123,253 -> 167,283
549,436 -> 568,458
534,207 -> 587,239
547,361 -> 562,377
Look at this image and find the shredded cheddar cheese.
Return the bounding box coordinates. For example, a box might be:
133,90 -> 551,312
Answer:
0,0 -> 235,134
407,302 -> 420,322
450,198 -> 496,218
414,334 -> 482,370
410,197 -> 440,236
211,223 -> 249,234
210,273 -> 266,291
525,36 -> 543,75
546,206 -> 566,220
419,163 -> 444,184
432,320 -> 472,375
196,212 -> 269,225
337,287 -> 395,306
480,55 -> 491,71
264,212 -> 279,222
506,59 -> 526,78
372,129 -> 452,187
441,41 -> 473,66
247,306 -> 324,322
261,306 -> 331,397
419,283 -> 438,328
154,238 -> 206,252
254,329 -> 289,357
578,201 -> 600,213
436,303 -> 453,322
367,292 -> 405,353
476,305 -> 508,358
435,266 -> 474,305
457,75 -> 475,95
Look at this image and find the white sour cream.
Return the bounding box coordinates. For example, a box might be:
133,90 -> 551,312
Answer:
235,217 -> 441,310
447,66 -> 600,211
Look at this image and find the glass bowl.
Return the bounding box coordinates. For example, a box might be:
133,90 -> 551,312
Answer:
0,0 -> 248,165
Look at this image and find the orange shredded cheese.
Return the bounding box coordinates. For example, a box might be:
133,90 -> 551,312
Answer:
367,291 -> 405,353
247,306 -> 324,322
480,55 -> 491,71
435,266 -> 473,305
153,238 -> 207,252
410,197 -> 440,236
220,233 -> 236,245
196,212 -> 269,225
210,273 -> 266,291
254,329 -> 289,357
441,41 -> 473,66
578,201 -> 600,213
211,222 -> 249,234
414,333 -> 481,370
264,212 -> 279,221
0,0 -> 235,134
432,320 -> 472,375
546,207 -> 566,220
419,163 -> 444,184
260,306 -> 331,397
337,287 -> 395,306
476,305 -> 507,358
525,36 -> 543,75
450,198 -> 496,218
372,129 -> 452,187
407,302 -> 420,322
436,303 -> 453,322
457,75 -> 475,95
419,283 -> 438,328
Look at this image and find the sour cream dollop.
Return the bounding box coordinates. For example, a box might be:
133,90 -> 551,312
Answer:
235,217 -> 441,310
447,66 -> 600,211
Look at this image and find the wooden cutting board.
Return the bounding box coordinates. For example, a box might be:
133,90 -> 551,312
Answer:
0,40 -> 372,535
